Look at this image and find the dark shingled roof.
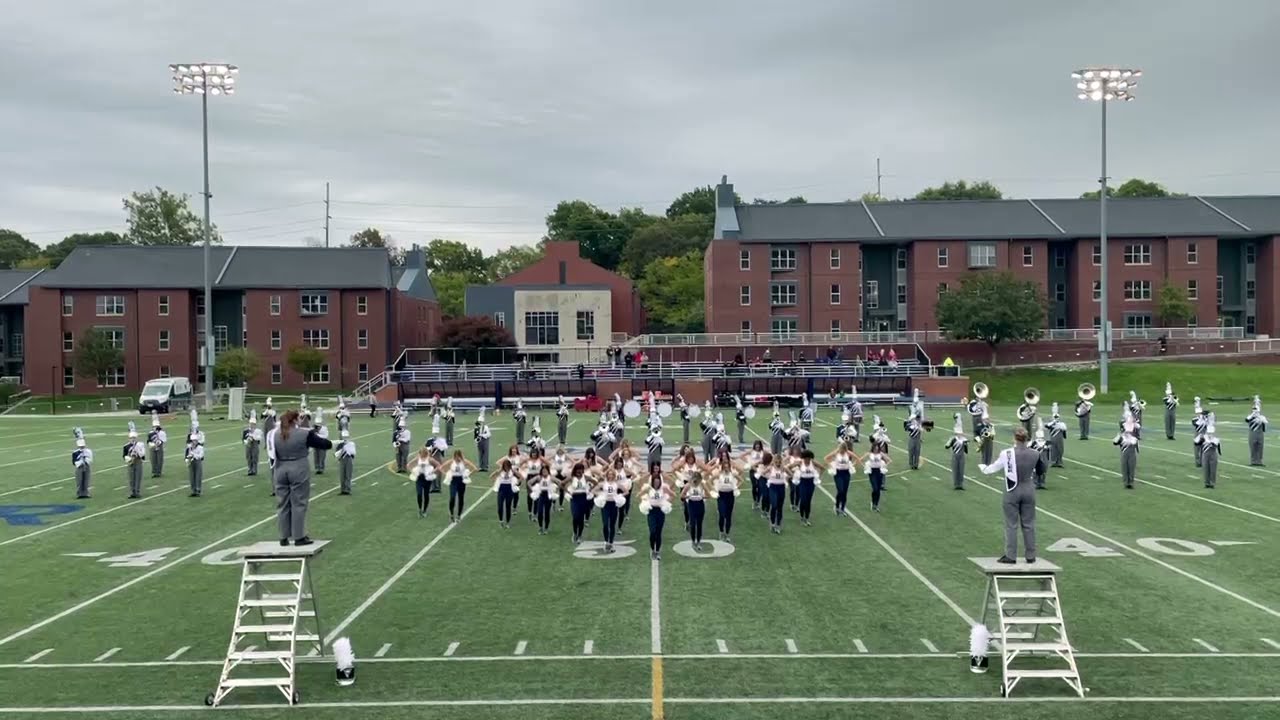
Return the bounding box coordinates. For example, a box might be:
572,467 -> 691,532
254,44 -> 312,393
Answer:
736,203 -> 880,241
0,269 -> 43,305
35,246 -> 394,289
868,199 -> 1060,240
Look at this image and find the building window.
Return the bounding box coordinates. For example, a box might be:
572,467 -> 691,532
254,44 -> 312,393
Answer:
1246,280 -> 1256,300
63,366 -> 75,388
1125,314 -> 1153,330
897,319 -> 907,332
1055,316 -> 1067,329
98,367 -> 126,388
1023,246 -> 1034,267
1093,281 -> 1102,301
269,295 -> 281,316
897,248 -> 907,270
865,280 -> 879,310
967,242 -> 996,268
302,328 -> 330,349
270,330 -> 282,350
769,248 -> 796,271
1187,279 -> 1198,300
739,249 -> 751,271
1217,275 -> 1224,305
271,364 -> 282,385
494,312 -> 505,328
769,282 -> 797,307
63,332 -> 73,352
740,285 -> 751,306
358,363 -> 369,382
937,282 -> 948,298
830,284 -> 841,305
1092,243 -> 1101,266
309,364 -> 330,384
62,296 -> 73,316
213,325 -> 228,352
1246,244 -> 1256,265
1123,243 -> 1151,265
575,311 -> 595,341
1093,316 -> 1101,329
770,318 -> 798,337
937,247 -> 949,268
158,329 -> 170,352
1188,315 -> 1198,328
830,319 -> 841,333
829,248 -> 841,269
99,328 -> 125,349
1247,315 -> 1257,334
300,293 -> 328,315
357,328 -> 369,349
158,295 -> 169,316
356,295 -> 368,315
242,329 -> 247,346
159,365 -> 171,378
1055,247 -> 1067,268
1186,243 -> 1198,264
524,311 -> 559,345
896,283 -> 907,305
1123,280 -> 1152,301
1054,283 -> 1066,302
740,320 -> 751,334
195,294 -> 205,317
95,295 -> 125,316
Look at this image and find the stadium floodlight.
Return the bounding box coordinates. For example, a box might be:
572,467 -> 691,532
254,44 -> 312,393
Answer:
1071,67 -> 1141,395
169,62 -> 238,408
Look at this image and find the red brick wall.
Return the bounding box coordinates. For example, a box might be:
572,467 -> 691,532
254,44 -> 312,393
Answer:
1256,236 -> 1280,336
394,291 -> 439,363
705,240 -> 770,334
1162,237 -> 1218,328
808,242 -> 861,333
497,241 -> 643,336
24,286 -> 62,395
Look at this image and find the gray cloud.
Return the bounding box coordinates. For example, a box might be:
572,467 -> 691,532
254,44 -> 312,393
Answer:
2,0 -> 1278,253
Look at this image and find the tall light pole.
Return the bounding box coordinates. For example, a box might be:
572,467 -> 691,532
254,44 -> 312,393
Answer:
1072,67 -> 1139,396
170,62 -> 238,408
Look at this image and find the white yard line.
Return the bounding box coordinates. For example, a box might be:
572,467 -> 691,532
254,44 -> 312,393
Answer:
164,646 -> 189,661
92,648 -> 120,663
716,639 -> 728,654
1123,638 -> 1150,653
514,641 -> 527,656
323,490 -> 492,645
853,639 -> 868,653
375,643 -> 392,658
1261,638 -> 1280,650
784,639 -> 798,654
0,453 -> 76,468
920,639 -> 940,653
1194,638 -> 1221,653
444,642 -> 460,657
582,640 -> 593,655
650,556 -> 662,654
22,649 -> 53,663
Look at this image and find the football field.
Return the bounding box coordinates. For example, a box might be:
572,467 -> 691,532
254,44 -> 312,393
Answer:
0,403 -> 1278,719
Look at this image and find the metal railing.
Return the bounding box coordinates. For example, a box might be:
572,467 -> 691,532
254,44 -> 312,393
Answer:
633,327 -> 1244,346
393,359 -> 934,383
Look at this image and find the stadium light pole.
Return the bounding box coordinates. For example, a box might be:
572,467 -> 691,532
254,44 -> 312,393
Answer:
170,62 -> 238,409
1072,67 -> 1140,396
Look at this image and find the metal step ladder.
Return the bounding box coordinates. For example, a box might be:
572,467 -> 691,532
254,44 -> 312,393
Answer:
971,557 -> 1083,698
206,541 -> 328,707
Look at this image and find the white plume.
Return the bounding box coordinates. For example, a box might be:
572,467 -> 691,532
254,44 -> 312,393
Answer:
969,624 -> 991,657
333,637 -> 355,670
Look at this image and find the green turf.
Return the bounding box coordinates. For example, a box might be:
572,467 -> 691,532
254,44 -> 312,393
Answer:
966,359 -> 1280,406
0,393 -> 1277,719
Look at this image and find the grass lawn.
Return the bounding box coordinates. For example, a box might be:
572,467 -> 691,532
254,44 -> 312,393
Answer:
966,359 -> 1280,407
0,378 -> 1277,719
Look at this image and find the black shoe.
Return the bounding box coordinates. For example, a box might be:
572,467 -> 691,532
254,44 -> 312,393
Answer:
1025,557 -> 1036,564
76,495 -> 90,499
954,486 -> 964,491
997,556 -> 1016,564
279,538 -> 290,546
294,537 -> 314,546
189,493 -> 199,497
340,491 -> 352,495
128,494 -> 140,499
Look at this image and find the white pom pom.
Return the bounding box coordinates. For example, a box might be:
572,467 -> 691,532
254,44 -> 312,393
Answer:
639,499 -> 652,514
969,624 -> 991,658
594,495 -> 606,508
333,637 -> 355,670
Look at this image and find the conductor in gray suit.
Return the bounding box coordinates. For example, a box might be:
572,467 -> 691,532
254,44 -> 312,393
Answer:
272,409 -> 334,546
978,427 -> 1045,564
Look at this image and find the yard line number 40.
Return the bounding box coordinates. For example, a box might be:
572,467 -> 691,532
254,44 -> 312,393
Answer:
1048,537 -> 1220,558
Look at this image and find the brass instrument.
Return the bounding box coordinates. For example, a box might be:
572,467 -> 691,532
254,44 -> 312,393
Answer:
980,425 -> 995,440
921,420 -> 936,432
973,382 -> 989,400
1024,387 -> 1041,406
1078,383 -> 1096,401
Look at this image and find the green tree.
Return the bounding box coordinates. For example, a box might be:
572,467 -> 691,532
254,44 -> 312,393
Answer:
15,256 -> 52,269
436,315 -> 516,364
348,227 -> 390,248
914,180 -> 1003,201
935,271 -> 1046,365
1156,282 -> 1196,326
486,244 -> 543,279
665,185 -> 716,218
430,271 -> 471,318
1080,178 -> 1176,200
423,239 -> 487,276
212,347 -> 261,388
544,200 -> 626,270
40,231 -> 128,268
286,345 -> 328,386
0,230 -> 40,269
619,215 -> 710,279
636,251 -> 706,333
72,328 -> 125,382
750,196 -> 808,205
124,187 -> 220,245
858,192 -> 887,202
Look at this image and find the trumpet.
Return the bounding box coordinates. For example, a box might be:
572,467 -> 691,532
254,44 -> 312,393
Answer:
980,425 -> 995,440
973,382 -> 989,400
1078,383 -> 1096,401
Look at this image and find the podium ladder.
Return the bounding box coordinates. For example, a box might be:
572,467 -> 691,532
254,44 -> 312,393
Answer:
983,572 -> 1083,698
206,554 -> 325,707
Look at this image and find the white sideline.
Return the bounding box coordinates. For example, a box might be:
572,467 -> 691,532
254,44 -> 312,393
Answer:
650,556 -> 662,654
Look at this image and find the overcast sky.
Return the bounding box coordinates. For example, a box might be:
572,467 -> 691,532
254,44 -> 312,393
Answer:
3,0 -> 1278,254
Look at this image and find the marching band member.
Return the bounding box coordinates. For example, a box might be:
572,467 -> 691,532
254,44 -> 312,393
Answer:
678,395 -> 691,445
608,407 -> 625,452
1076,391 -> 1093,440
786,411 -> 810,453
409,446 -> 438,518
641,466 -> 675,559
594,469 -> 625,553
763,453 -> 789,533
475,407 -> 491,471
977,428 -> 1042,564
1048,406 -> 1067,468
266,416 -> 278,488
769,404 -> 785,456
681,469 -> 709,549
72,428 -> 93,499
824,441 -> 857,514
557,395 -> 570,445
368,392 -> 378,418
909,388 -> 926,422
336,397 -> 351,433
527,416 -> 547,457
514,400 -> 528,446
1128,390 -> 1145,428
529,464 -> 558,534
967,393 -> 987,437
427,415 -> 447,463
700,404 -> 716,462
837,409 -> 858,445
1114,408 -> 1141,489
1192,397 -> 1209,467
1247,395 -> 1268,466
393,417 -> 411,473
444,398 -> 456,446
977,412 -> 995,466
522,448 -> 547,521
312,410 -> 329,474
864,441 -> 890,512
712,417 -> 732,458
849,391 -> 864,439
189,407 -> 205,446
336,429 -> 357,495
272,408 -> 333,547
591,415 -> 616,461
645,424 -> 664,469
710,456 -> 740,541
185,428 -> 205,497
148,411 -> 166,478
244,410 -> 262,476
800,395 -> 815,431
262,397 -> 277,437
791,449 -> 822,526
735,396 -> 748,445
944,414 -> 968,490
1017,397 -> 1036,434
122,421 -> 147,498
1163,383 -> 1179,440
566,463 -> 593,544
1030,419 -> 1049,489
492,458 -> 521,529
1200,413 -> 1222,488
393,401 -> 405,435
905,412 -> 924,470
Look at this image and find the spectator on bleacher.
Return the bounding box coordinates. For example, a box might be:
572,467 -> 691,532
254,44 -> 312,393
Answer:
868,349 -> 879,364
887,348 -> 899,370
763,347 -> 772,363
577,363 -> 586,380
624,351 -> 635,369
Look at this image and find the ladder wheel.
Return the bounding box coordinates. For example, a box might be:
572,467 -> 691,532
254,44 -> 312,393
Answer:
291,690 -> 300,705
204,693 -> 215,707
1000,684 -> 1007,698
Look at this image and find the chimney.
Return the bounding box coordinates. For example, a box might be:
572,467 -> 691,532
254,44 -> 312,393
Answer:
544,240 -> 579,261
715,175 -> 735,209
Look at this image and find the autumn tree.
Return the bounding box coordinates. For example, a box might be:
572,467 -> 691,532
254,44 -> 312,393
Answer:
436,316 -> 516,364
935,271 -> 1046,365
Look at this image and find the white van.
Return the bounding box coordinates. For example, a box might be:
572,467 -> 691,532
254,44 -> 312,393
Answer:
138,377 -> 193,414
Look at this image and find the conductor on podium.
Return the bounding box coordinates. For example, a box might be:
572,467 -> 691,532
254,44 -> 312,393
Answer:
977,427 -> 1045,564
272,409 -> 335,546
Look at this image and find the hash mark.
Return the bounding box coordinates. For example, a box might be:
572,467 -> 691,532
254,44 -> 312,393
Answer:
853,639 -> 868,653
93,647 -> 121,662
716,639 -> 728,654
1261,638 -> 1280,650
375,643 -> 392,658
921,638 -> 941,653
1193,638 -> 1220,653
23,648 -> 53,663
583,640 -> 594,655
1123,638 -> 1150,653
514,640 -> 527,655
165,646 -> 190,661
785,639 -> 797,654
444,642 -> 459,657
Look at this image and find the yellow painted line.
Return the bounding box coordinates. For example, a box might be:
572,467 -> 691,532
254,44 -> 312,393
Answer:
651,655 -> 664,720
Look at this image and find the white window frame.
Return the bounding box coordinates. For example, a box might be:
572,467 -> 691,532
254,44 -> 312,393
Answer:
769,248 -> 797,271
494,312 -> 505,328
937,247 -> 948,268
1054,283 -> 1066,302
1123,243 -> 1152,266
1092,243 -> 1101,266
896,283 -> 907,305
1093,281 -> 1102,301
95,295 -> 125,317
159,365 -> 171,378
300,293 -> 328,316
270,329 -> 282,350
269,295 -> 281,316
358,363 -> 369,382
829,248 -> 841,270
739,249 -> 751,271
1186,243 -> 1198,264
937,282 -> 948,298
897,248 -> 908,270
356,295 -> 368,315
195,294 -> 205,317
740,285 -> 751,306
865,280 -> 879,310
770,318 -> 798,337
63,366 -> 75,388
62,332 -> 73,352
302,328 -> 330,350
357,328 -> 369,349
308,364 -> 330,384
158,329 -> 170,352
967,243 -> 996,268
830,284 -> 841,305
830,319 -> 841,333
271,364 -> 283,385
158,295 -> 169,316
739,320 -> 751,334
1123,280 -> 1152,301
98,367 -> 126,388
524,311 -> 560,345
62,296 -> 73,317
769,282 -> 797,307
1022,246 -> 1034,267
1187,279 -> 1198,300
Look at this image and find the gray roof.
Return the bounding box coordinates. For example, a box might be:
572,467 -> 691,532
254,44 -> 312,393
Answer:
36,245 -> 394,289
0,269 -> 43,305
726,195 -> 1280,242
394,266 -> 438,302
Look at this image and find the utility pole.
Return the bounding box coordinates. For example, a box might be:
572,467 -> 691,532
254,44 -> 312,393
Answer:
324,181 -> 331,248
876,158 -> 882,198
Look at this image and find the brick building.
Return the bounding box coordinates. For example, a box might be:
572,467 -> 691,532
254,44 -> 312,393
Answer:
464,241 -> 644,362
22,244 -> 440,395
706,176 -> 1280,336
